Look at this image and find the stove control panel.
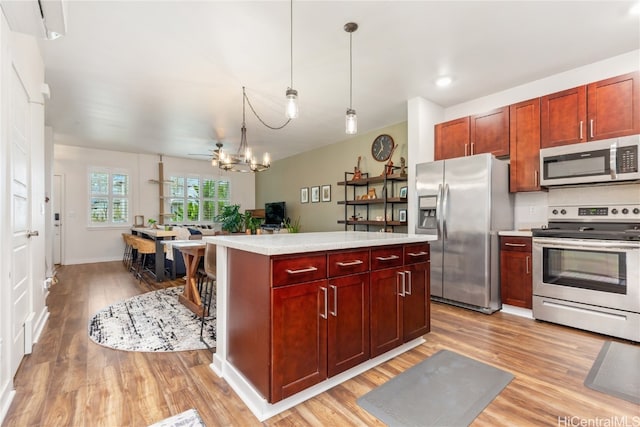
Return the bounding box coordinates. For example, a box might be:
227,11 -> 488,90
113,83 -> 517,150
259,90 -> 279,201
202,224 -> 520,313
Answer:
548,204 -> 640,221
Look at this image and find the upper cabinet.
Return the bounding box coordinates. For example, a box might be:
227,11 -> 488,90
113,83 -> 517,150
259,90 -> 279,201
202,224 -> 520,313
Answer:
509,98 -> 541,192
541,71 -> 640,148
434,106 -> 509,161
434,117 -> 469,160
470,106 -> 510,158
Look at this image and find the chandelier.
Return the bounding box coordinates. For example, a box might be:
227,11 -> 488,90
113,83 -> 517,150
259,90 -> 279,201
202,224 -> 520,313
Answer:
213,87 -> 271,173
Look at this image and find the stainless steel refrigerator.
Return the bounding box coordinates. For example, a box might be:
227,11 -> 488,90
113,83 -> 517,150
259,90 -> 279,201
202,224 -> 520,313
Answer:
415,153 -> 513,313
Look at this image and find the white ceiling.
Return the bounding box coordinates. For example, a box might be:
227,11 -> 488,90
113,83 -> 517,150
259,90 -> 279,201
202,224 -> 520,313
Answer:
22,1 -> 640,161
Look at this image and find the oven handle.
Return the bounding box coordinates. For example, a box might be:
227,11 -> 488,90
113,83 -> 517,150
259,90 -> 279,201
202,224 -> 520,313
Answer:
533,238 -> 640,250
610,140 -> 617,180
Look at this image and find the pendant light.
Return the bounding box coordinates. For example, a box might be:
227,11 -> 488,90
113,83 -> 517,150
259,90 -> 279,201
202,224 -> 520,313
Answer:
285,0 -> 298,119
344,22 -> 358,134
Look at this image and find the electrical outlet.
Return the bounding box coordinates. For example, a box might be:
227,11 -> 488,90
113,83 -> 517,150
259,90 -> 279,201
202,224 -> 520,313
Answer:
529,206 -> 536,215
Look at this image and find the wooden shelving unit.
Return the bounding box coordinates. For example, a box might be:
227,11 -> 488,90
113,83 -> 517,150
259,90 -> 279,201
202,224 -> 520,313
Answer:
337,168 -> 408,231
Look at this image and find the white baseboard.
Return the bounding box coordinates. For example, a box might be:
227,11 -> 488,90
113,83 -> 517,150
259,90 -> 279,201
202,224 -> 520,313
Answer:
211,337 -> 425,422
63,256 -> 121,265
501,304 -> 533,319
0,382 -> 16,426
32,306 -> 50,344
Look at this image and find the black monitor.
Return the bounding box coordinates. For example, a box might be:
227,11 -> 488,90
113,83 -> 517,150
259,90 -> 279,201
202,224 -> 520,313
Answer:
264,201 -> 286,228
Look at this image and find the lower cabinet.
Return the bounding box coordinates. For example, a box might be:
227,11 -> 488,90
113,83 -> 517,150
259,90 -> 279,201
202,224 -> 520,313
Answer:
229,243 -> 429,404
500,236 -> 532,309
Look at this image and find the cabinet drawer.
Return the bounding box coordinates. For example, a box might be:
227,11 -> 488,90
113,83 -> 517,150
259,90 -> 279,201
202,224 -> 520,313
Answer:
272,253 -> 327,287
370,246 -> 404,270
404,243 -> 430,264
500,236 -> 531,252
328,249 -> 370,277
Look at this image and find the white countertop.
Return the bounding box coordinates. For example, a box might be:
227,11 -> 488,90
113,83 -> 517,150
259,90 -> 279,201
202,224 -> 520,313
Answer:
498,230 -> 533,237
204,231 -> 435,256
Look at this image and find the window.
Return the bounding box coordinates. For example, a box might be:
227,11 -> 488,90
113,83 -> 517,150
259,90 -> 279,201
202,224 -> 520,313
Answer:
89,170 -> 129,226
167,176 -> 230,223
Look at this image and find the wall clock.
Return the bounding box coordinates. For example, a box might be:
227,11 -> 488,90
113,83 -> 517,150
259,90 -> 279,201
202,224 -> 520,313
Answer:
371,134 -> 395,162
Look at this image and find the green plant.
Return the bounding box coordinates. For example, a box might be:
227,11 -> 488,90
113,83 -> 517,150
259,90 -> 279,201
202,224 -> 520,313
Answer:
147,218 -> 157,227
283,217 -> 301,233
214,204 -> 243,233
243,211 -> 263,234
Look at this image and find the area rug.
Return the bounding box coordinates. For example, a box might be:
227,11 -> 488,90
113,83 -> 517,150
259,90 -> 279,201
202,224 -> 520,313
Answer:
357,349 -> 514,427
88,286 -> 216,352
584,341 -> 640,404
148,408 -> 205,427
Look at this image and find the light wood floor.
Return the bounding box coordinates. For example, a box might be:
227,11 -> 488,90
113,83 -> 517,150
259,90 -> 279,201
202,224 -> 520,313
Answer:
2,261 -> 638,426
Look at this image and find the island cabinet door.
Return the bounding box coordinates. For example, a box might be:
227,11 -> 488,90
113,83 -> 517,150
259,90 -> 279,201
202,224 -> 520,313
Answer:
271,279 -> 328,402
327,272 -> 370,377
369,267 -> 404,358
402,262 -> 430,341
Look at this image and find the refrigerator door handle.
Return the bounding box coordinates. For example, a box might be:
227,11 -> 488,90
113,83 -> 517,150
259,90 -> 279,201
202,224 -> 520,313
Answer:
442,183 -> 450,239
436,184 -> 444,239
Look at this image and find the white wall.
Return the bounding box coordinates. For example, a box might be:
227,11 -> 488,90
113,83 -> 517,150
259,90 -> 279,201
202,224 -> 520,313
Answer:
53,145 -> 255,264
409,49 -> 640,230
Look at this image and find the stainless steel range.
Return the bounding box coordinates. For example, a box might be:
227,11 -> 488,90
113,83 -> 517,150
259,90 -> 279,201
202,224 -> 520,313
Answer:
531,183 -> 640,342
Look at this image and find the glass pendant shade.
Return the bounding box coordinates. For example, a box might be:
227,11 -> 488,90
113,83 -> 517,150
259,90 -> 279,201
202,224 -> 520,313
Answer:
285,88 -> 298,119
345,108 -> 357,134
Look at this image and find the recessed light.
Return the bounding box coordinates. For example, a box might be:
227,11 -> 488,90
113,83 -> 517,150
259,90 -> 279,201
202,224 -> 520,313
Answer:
630,2 -> 640,15
435,76 -> 452,87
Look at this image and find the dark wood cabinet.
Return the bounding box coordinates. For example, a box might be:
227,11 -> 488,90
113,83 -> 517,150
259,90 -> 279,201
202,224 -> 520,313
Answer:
370,244 -> 430,358
435,108 -> 509,161
587,71 -> 640,141
435,116 -> 470,160
509,98 -> 541,192
541,71 -> 640,148
470,106 -> 510,157
271,279 -> 328,401
500,236 -> 532,309
327,272 -> 370,377
228,243 -> 429,404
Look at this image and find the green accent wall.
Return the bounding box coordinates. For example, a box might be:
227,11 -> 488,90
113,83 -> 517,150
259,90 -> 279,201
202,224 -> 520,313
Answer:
256,122 -> 408,232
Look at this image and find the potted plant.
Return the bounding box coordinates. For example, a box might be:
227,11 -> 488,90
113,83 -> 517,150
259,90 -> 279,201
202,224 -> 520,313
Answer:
147,218 -> 157,229
244,212 -> 264,234
214,204 -> 243,233
282,217 -> 301,233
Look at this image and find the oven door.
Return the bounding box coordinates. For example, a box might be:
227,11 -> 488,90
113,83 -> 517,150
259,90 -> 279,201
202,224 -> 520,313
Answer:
532,237 -> 640,313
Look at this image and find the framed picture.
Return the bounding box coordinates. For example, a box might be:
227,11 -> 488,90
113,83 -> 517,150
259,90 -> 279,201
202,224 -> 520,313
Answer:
399,209 -> 407,223
300,187 -> 309,203
321,184 -> 331,202
311,186 -> 320,203
399,186 -> 408,199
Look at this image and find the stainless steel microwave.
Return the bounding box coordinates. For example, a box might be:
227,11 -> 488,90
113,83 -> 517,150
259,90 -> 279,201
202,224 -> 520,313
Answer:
540,134 -> 640,187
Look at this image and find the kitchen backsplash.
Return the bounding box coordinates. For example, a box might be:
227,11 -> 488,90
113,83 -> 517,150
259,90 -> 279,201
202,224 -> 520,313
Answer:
514,192 -> 548,230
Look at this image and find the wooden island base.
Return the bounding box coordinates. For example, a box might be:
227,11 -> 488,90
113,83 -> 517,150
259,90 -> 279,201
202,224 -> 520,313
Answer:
205,231 -> 433,422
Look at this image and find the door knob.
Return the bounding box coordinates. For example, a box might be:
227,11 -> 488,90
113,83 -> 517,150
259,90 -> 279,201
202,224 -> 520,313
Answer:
27,230 -> 39,238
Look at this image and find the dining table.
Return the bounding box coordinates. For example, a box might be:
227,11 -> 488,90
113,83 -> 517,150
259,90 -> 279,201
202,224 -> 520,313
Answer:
169,241 -> 207,317
131,227 -> 178,282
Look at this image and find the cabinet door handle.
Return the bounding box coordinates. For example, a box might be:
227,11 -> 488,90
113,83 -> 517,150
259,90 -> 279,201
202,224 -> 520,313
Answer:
471,142 -> 475,155
330,285 -> 337,317
320,287 -> 328,319
376,255 -> 399,261
404,270 -> 412,295
526,256 -> 530,275
286,266 -> 318,275
407,251 -> 428,257
397,271 -> 405,297
579,121 -> 583,140
336,260 -> 363,267
504,243 -> 526,247
534,170 -> 539,187
464,143 -> 468,156
590,119 -> 594,139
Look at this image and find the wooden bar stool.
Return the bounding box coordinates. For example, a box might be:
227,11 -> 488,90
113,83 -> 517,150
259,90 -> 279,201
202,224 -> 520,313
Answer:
200,242 -> 216,346
134,238 -> 159,283
122,234 -> 134,269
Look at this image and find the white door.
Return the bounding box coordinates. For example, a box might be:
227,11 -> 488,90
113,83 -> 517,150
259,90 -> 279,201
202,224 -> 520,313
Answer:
53,174 -> 62,264
10,66 -> 31,377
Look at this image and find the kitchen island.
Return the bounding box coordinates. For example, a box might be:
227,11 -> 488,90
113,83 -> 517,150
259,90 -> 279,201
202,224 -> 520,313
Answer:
204,231 -> 435,421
